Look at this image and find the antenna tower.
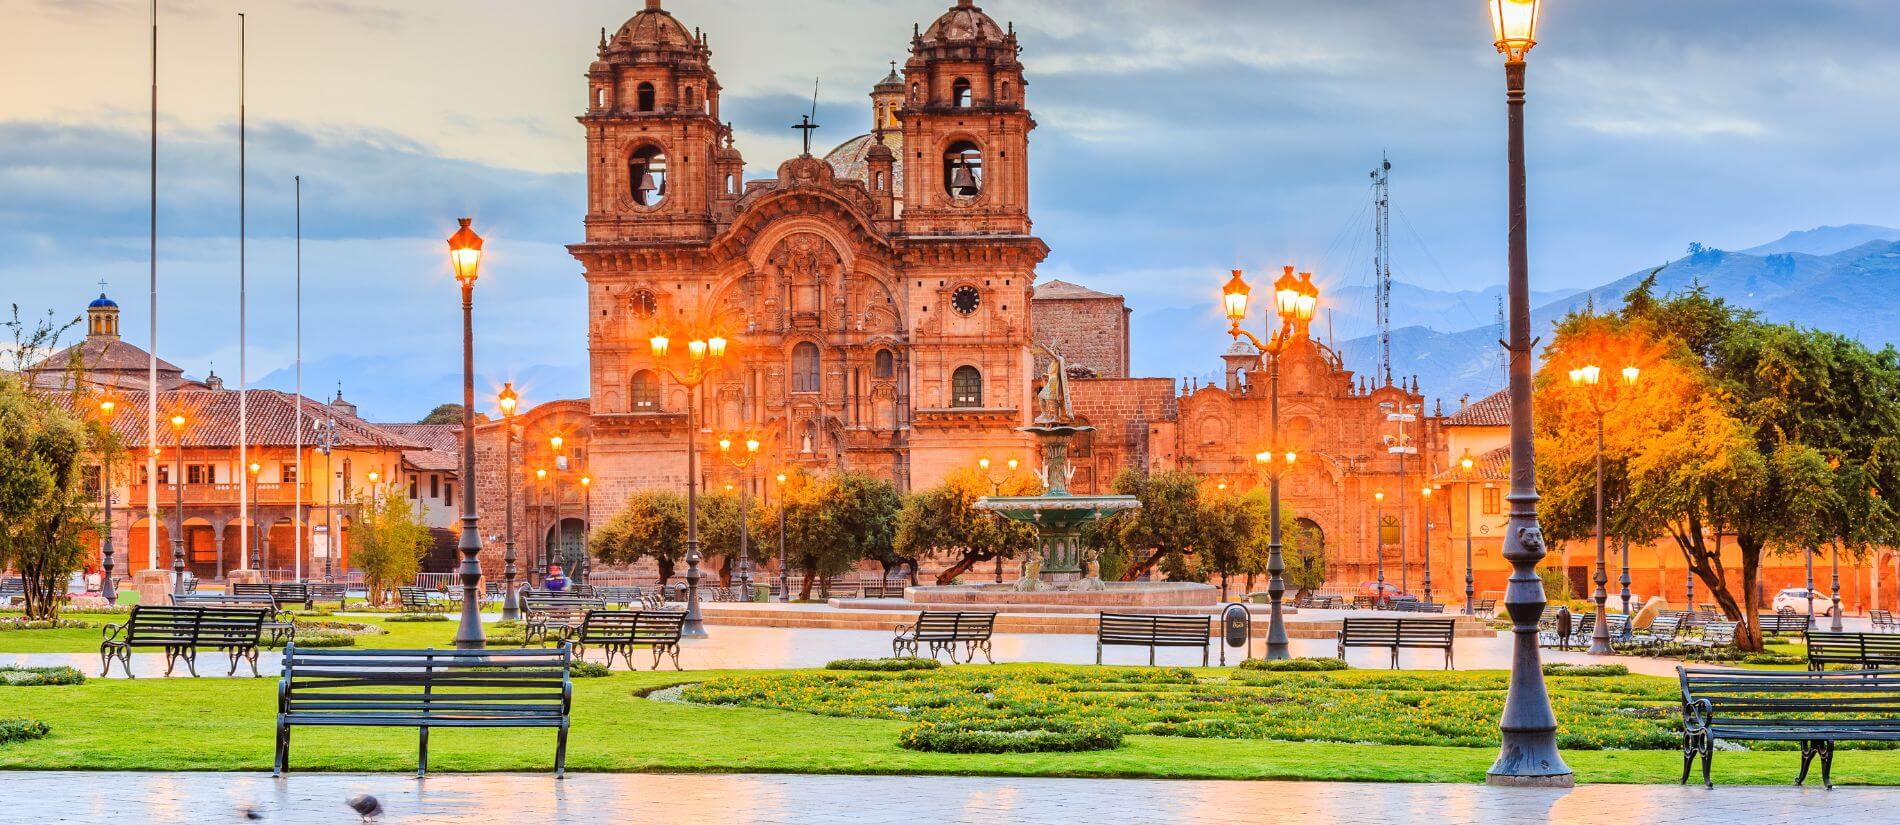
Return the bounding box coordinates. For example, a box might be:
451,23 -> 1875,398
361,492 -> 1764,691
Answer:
1371,155 -> 1393,387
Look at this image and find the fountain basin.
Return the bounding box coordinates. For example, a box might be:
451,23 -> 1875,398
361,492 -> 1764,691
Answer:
905,581 -> 1218,608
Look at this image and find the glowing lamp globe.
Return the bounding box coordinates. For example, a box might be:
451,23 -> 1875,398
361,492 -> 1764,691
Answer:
1490,0 -> 1541,61
1221,270 -> 1251,324
447,218 -> 484,284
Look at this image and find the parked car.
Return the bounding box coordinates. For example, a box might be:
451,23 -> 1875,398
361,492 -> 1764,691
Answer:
1357,581 -> 1411,601
1771,587 -> 1836,617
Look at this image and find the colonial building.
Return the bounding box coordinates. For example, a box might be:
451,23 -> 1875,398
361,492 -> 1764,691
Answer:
25,293 -> 458,583
568,0 -> 1043,507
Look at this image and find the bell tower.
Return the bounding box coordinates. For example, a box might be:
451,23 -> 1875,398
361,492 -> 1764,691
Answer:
580,0 -> 734,244
898,0 -> 1033,237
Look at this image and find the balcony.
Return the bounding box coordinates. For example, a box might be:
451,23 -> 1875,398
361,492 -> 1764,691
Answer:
127,482 -> 313,507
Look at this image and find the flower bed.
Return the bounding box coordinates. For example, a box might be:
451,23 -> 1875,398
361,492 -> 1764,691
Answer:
0,666 -> 85,686
0,719 -> 50,746
0,618 -> 92,632
1543,663 -> 1629,677
826,658 -> 942,672
899,718 -> 1122,754
383,613 -> 450,623
682,665 -> 1685,751
1238,657 -> 1347,672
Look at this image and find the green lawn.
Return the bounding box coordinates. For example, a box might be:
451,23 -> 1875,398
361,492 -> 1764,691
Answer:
1,664 -> 1898,784
0,612 -> 467,654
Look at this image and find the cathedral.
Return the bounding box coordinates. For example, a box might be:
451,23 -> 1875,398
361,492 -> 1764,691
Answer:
569,0 -> 1042,509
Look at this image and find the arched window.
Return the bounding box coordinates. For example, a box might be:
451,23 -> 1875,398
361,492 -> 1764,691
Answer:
874,349 -> 895,379
636,82 -> 656,112
628,144 -> 667,207
631,370 -> 659,411
951,366 -> 982,408
952,77 -> 973,108
943,141 -> 983,199
792,342 -> 821,393
683,86 -> 696,110
594,87 -> 607,109
999,80 -> 1011,103
910,82 -> 920,102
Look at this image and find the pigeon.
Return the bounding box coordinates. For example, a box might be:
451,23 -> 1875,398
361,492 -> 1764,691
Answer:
346,793 -> 384,821
238,806 -> 262,820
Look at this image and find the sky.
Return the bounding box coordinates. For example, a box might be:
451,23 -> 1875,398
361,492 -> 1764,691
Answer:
4,0 -> 1898,420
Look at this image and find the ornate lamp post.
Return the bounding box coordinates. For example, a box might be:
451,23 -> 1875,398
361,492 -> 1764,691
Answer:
717,435 -> 762,595
1373,489 -> 1387,606
447,217 -> 487,649
248,461 -> 263,576
1221,265 -> 1318,659
1485,0 -> 1571,787
498,382 -> 521,620
1460,449 -> 1477,614
1570,362 -> 1638,655
579,475 -> 592,585
312,417 -> 339,584
979,456 -> 1020,583
647,327 -> 730,638
549,433 -> 566,578
534,467 -> 548,580
775,472 -> 789,603
96,397 -> 119,601
1421,484 -> 1436,604
169,412 -> 188,596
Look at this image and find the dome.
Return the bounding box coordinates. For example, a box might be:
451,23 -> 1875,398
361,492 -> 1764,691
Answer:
824,132 -> 904,189
89,293 -> 118,309
608,0 -> 697,53
922,0 -> 1007,44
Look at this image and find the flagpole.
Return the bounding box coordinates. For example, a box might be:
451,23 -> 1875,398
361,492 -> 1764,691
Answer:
294,175 -> 304,583
237,11 -> 249,575
147,0 -> 160,574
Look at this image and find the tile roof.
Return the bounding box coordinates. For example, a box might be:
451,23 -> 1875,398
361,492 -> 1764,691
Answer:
378,423 -> 463,473
1445,388 -> 1510,427
824,132 -> 904,190
1033,280 -> 1122,301
48,388 -> 427,451
28,337 -> 184,376
1433,445 -> 1510,483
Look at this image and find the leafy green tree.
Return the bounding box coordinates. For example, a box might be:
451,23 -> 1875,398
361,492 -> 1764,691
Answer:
0,309 -> 94,620
418,403 -> 488,425
1281,514 -> 1327,595
894,467 -> 1038,585
590,489 -> 687,584
350,485 -> 433,604
696,489 -> 750,586
1092,468 -> 1206,581
826,472 -> 903,583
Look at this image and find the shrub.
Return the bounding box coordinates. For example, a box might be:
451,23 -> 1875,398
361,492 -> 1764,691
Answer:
1238,657 -> 1347,672
1543,663 -> 1629,677
898,718 -> 1122,754
383,613 -> 450,623
826,657 -> 942,672
571,661 -> 611,678
0,719 -> 50,745
0,617 -> 91,632
288,631 -> 356,648
0,666 -> 83,686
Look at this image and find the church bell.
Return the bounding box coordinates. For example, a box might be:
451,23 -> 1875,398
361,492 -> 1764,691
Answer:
636,172 -> 661,196
949,162 -> 979,196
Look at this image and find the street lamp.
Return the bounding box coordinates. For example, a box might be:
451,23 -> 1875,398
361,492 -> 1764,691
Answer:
534,467 -> 548,580
447,217 -> 487,650
1484,0 -> 1570,788
717,435 -> 762,596
1421,485 -> 1435,605
498,382 -> 521,620
1460,449 -> 1477,614
1570,362 -> 1638,655
647,322 -> 732,638
312,417 -> 339,584
548,433 -> 567,581
248,461 -> 263,576
775,472 -> 789,603
169,412 -> 188,596
1374,489 -> 1387,607
978,457 -> 1021,582
579,474 -> 592,585
96,397 -> 119,601
1221,266 -> 1318,659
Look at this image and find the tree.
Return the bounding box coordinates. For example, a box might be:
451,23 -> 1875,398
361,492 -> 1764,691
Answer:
419,403 -> 488,425
695,489 -> 749,586
1281,515 -> 1327,595
893,468 -> 1038,585
767,471 -> 900,599
827,472 -> 903,583
1092,468 -> 1206,581
350,485 -> 433,604
0,308 -> 94,620
590,489 -> 687,584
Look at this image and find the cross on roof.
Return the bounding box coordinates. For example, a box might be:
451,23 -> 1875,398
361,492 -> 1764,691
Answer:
98,279 -> 109,293
793,114 -> 820,157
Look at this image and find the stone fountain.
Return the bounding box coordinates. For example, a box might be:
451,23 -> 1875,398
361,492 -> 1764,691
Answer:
975,348 -> 1141,592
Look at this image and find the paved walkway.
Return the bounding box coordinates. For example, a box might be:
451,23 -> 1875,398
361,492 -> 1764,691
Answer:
2,623 -> 1696,677
23,771 -> 1898,824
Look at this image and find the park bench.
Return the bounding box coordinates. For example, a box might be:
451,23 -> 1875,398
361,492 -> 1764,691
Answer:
1387,600 -> 1446,614
859,580 -> 906,599
274,645 -> 573,777
1468,598 -> 1497,615
597,585 -> 644,608
562,610 -> 687,670
174,592 -> 295,647
1678,665 -> 1900,788
0,577 -> 23,604
100,605 -> 268,677
301,581 -> 348,608
523,593 -> 607,646
1626,615 -> 1682,649
234,582 -> 312,610
1684,620 -> 1738,651
893,611 -> 996,664
1757,612 -> 1812,638
1873,610 -> 1897,633
1806,632 -> 1900,671
398,586 -> 443,613
1350,595 -> 1379,610
1095,613 -> 1212,666
1336,617 -> 1457,670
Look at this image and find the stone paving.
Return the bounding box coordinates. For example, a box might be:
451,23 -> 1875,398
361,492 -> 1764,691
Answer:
3,622 -> 1701,677
20,771 -> 1899,824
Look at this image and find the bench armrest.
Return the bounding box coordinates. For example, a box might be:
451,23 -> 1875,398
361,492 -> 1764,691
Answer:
1681,697 -> 1713,734
892,622 -> 916,637
101,622 -> 126,643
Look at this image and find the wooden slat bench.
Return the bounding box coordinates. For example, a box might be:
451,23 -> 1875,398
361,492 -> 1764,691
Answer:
1872,610 -> 1896,633
1678,666 -> 1900,788
1685,620 -> 1739,651
1096,613 -> 1211,666
100,605 -> 267,677
173,593 -> 294,647
562,610 -> 687,670
398,586 -> 443,613
234,582 -> 312,610
1387,600 -> 1446,614
1807,632 -> 1900,671
1336,617 -> 1456,669
1628,615 -> 1682,649
274,645 -> 573,777
893,611 -> 996,664
303,581 -> 348,608
1757,612 -> 1812,638
523,593 -> 607,646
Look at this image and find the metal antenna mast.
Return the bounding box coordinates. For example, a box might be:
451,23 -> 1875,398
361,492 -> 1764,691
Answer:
1372,155 -> 1393,387
1495,294 -> 1507,386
